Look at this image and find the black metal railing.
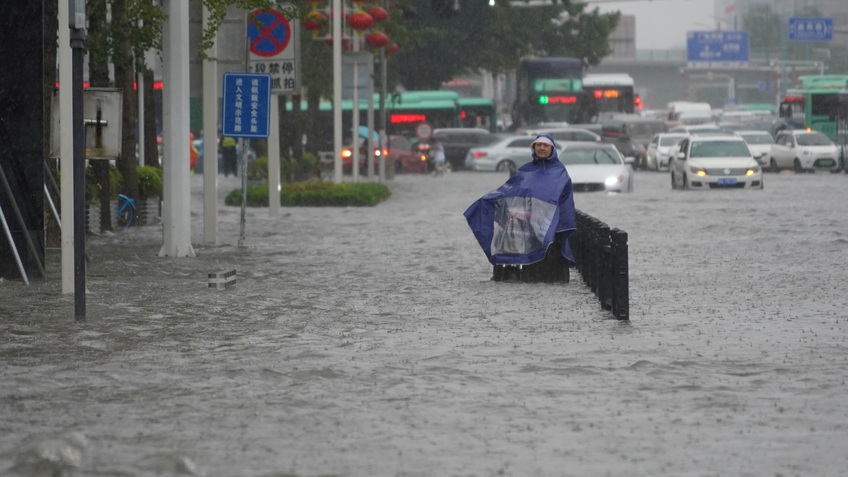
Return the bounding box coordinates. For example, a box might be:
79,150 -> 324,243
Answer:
569,210 -> 629,320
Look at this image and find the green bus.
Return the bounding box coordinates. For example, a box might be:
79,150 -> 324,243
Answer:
779,75 -> 848,140
289,90 -> 497,151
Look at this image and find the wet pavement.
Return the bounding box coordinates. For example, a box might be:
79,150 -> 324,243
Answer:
1,169 -> 848,476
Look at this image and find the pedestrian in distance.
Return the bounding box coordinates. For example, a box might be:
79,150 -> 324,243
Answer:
431,139 -> 447,176
222,136 -> 238,177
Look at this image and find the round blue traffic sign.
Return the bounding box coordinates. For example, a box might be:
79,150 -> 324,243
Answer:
247,9 -> 291,58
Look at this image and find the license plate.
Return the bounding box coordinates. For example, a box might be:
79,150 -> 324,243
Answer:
717,178 -> 737,186
816,159 -> 835,167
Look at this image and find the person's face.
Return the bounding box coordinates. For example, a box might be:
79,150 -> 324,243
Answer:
533,142 -> 553,159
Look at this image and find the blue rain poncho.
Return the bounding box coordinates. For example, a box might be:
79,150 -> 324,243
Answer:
464,134 -> 576,266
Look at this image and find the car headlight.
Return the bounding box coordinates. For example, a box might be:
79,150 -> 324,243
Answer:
746,167 -> 760,175
802,150 -> 812,156
605,175 -> 624,186
689,167 -> 707,176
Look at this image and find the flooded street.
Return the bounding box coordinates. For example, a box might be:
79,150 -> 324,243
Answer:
2,169 -> 848,476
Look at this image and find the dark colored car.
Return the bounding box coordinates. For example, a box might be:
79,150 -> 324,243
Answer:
600,115 -> 668,170
433,128 -> 501,171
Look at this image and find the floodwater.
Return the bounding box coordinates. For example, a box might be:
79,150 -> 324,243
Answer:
2,169 -> 848,476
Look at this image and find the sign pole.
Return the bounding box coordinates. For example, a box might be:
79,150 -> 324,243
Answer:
239,136 -> 247,248
220,73 -> 272,248
69,1 -> 87,320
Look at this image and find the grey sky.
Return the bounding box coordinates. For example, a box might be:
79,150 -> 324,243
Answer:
595,0 -> 718,50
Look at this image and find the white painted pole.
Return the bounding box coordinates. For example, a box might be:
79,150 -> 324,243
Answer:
268,97 -> 281,216
202,4 -> 219,244
332,0 -> 342,183
367,55 -> 375,179
160,0 -> 195,257
59,0 -> 74,294
352,53 -> 360,183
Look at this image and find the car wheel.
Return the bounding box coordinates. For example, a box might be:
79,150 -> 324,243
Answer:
793,158 -> 804,173
496,160 -> 516,174
769,158 -> 779,173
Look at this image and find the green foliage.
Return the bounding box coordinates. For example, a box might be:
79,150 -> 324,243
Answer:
248,156 -> 269,180
246,154 -> 320,181
137,166 -> 163,199
224,181 -> 391,207
397,0 -> 620,89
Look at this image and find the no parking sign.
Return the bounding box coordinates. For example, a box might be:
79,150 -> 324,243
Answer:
247,8 -> 300,94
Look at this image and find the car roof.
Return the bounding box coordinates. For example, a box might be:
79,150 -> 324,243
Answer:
734,130 -> 772,135
690,134 -> 746,140
560,141 -> 617,149
433,128 -> 490,135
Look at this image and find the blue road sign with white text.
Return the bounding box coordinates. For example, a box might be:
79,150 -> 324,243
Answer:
788,17 -> 833,42
686,31 -> 749,69
221,73 -> 272,138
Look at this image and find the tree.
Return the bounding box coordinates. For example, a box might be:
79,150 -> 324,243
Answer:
396,0 -> 620,90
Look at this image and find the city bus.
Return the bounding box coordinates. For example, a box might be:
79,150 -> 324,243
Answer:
457,97 -> 497,132
299,90 -> 497,147
513,57 -> 584,128
579,73 -> 636,121
779,75 -> 848,140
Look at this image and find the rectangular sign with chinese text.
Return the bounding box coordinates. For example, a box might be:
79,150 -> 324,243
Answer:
221,73 -> 272,138
788,17 -> 833,42
686,31 -> 749,69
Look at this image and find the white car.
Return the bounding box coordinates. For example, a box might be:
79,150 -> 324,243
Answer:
465,135 -> 537,172
735,130 -> 775,166
646,133 -> 688,171
559,142 -> 635,193
766,129 -> 841,173
669,134 -> 763,190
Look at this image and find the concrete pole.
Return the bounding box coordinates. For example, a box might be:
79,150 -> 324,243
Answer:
202,4 -> 219,244
268,96 -> 281,217
333,0 -> 343,183
160,0 -> 195,257
352,52 -> 360,183
367,55 -> 375,180
59,0 -> 74,294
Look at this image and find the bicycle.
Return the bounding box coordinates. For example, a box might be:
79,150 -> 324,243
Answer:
116,194 -> 136,228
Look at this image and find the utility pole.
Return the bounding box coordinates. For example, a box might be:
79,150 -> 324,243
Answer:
69,0 -> 87,320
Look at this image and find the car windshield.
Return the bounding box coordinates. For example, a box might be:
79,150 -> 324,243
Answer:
738,134 -> 774,145
561,148 -> 621,165
660,136 -> 687,146
690,140 -> 751,158
796,133 -> 832,146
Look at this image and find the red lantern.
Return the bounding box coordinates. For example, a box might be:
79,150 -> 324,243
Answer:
368,6 -> 388,23
347,11 -> 373,33
386,42 -> 399,56
365,31 -> 388,49
303,11 -> 328,36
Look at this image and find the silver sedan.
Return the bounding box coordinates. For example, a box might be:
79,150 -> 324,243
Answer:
465,135 -> 537,173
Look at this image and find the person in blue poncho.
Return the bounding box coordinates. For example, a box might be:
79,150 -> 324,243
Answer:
464,134 -> 576,283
